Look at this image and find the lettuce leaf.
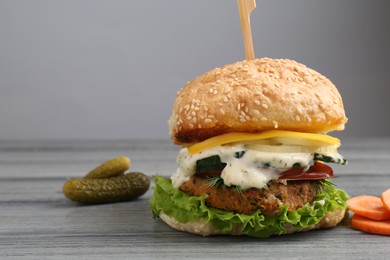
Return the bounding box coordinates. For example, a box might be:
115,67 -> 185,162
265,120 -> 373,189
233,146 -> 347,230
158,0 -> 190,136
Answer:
150,176 -> 349,238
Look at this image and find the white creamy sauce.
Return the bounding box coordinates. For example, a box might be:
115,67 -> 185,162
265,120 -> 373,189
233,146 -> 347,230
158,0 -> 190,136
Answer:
171,144 -> 316,190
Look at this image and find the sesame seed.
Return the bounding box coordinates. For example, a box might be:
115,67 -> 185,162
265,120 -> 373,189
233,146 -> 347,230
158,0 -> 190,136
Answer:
240,118 -> 246,123
253,110 -> 260,115
237,103 -> 241,110
189,123 -> 194,129
262,104 -> 269,109
254,100 -> 261,105
295,115 -> 300,121
205,118 -> 212,123
223,96 -> 228,102
186,116 -> 192,120
213,90 -> 218,95
192,117 -> 197,123
245,106 -> 249,113
241,111 -> 246,116
273,121 -> 279,128
261,117 -> 267,121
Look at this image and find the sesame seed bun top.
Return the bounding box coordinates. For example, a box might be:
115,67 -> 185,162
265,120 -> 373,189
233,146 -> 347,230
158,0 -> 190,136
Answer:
169,58 -> 347,145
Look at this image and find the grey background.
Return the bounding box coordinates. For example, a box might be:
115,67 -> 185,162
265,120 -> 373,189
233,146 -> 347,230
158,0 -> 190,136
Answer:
1,0 -> 389,141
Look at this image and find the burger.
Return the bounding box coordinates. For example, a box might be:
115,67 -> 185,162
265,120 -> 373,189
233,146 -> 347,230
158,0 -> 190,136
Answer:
150,58 -> 349,238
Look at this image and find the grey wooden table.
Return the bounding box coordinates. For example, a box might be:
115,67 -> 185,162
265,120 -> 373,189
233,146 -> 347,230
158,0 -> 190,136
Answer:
1,138 -> 390,259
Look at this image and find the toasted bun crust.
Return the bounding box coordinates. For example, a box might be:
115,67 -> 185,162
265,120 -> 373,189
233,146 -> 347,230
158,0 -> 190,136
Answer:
169,58 -> 347,145
159,207 -> 346,237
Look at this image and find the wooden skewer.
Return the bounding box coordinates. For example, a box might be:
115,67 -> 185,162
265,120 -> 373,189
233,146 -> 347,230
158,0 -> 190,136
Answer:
237,0 -> 256,60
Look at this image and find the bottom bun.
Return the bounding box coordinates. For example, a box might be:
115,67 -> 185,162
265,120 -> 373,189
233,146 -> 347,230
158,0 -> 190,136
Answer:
159,207 -> 347,237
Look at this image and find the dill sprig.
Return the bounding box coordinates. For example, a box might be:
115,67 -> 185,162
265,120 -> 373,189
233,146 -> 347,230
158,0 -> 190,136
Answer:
205,176 -> 244,195
320,178 -> 337,193
206,176 -> 225,189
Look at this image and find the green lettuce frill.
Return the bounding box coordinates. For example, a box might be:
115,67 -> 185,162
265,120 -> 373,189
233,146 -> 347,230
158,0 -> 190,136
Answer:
150,176 -> 349,238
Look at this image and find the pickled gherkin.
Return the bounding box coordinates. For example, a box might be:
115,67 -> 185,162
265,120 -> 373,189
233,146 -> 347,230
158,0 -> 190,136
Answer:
84,156 -> 130,179
63,172 -> 150,204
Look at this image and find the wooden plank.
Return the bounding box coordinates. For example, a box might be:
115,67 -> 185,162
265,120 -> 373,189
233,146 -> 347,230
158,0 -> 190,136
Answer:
1,139 -> 390,258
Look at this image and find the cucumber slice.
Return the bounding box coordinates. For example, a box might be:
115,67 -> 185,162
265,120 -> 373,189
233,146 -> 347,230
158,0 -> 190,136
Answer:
314,153 -> 348,165
196,155 -> 226,174
246,143 -> 318,153
272,136 -> 337,147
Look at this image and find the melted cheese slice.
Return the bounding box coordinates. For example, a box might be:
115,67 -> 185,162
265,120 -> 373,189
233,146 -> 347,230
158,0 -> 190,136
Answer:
187,130 -> 340,155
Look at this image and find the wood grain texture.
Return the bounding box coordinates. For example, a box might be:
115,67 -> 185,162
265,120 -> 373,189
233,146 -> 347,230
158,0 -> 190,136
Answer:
1,138 -> 390,259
